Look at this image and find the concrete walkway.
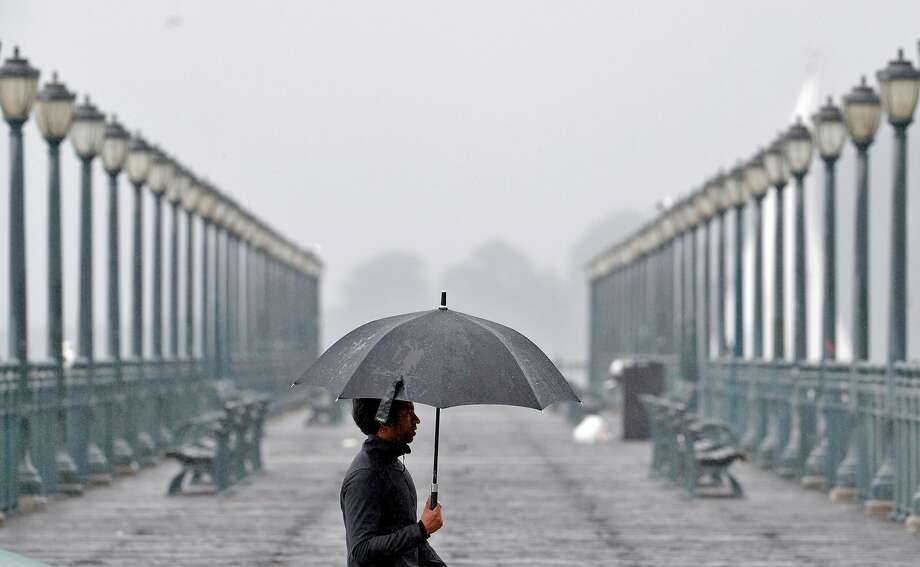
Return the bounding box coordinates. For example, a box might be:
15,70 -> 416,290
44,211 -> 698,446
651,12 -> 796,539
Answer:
1,405 -> 918,566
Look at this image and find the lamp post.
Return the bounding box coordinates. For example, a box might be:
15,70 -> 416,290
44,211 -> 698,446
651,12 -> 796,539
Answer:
182,179 -> 201,361
146,148 -> 175,451
196,187 -> 218,377
744,151 -> 771,359
812,97 -> 847,363
694,186 -> 716,413
758,135 -> 790,470
866,48 -> 920,518
696,183 -> 717,361
100,115 -> 134,475
69,95 -> 111,485
35,71 -> 81,495
707,173 -> 731,362
832,76 -> 882,502
224,206 -> 239,371
763,137 -> 790,360
167,167 -> 189,360
777,116 -> 815,479
212,198 -> 228,377
0,46 -> 43,511
802,97 -> 848,490
125,132 -> 155,466
682,201 -> 702,386
783,117 -> 814,363
737,153 -> 770,456
722,163 -> 747,431
147,149 -> 173,362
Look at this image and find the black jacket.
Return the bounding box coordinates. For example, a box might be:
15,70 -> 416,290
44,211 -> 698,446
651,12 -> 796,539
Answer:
341,436 -> 447,567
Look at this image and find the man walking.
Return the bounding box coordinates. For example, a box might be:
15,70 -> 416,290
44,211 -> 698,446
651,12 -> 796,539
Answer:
341,398 -> 446,566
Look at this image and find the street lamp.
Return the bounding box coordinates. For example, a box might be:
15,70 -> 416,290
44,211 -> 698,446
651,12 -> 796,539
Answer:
69,94 -> 111,485
706,173 -> 730,358
758,136 -> 790,471
725,163 -> 747,360
801,97 -> 848,491
125,133 -> 152,360
681,199 -> 702,384
101,116 -> 129,361
100,114 -> 135,475
35,71 -> 81,495
763,136 -> 789,360
70,95 -> 105,360
167,166 -> 189,360
783,117 -> 814,363
182,177 -> 202,360
196,186 -> 218,373
867,48 -> 920,518
147,148 -> 173,360
832,76 -> 883,504
694,184 -> 716,361
0,46 -> 43,510
776,117 -> 814,480
744,151 -> 770,359
842,77 -> 881,363
812,97 -> 847,362
125,132 -> 155,466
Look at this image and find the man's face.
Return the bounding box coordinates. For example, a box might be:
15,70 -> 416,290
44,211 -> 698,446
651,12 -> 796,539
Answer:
388,402 -> 420,444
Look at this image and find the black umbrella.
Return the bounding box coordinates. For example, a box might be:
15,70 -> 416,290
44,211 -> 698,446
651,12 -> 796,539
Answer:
293,291 -> 580,508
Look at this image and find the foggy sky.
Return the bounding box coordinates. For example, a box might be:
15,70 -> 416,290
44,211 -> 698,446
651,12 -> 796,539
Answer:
3,1 -> 920,362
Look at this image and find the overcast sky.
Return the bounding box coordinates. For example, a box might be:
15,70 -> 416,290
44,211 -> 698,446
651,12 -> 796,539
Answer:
3,1 -> 920,359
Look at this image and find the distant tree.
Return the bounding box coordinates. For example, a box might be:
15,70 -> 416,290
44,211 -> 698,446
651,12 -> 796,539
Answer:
441,241 -> 569,359
326,251 -> 433,344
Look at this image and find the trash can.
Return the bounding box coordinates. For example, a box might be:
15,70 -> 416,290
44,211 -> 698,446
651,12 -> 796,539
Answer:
610,358 -> 664,441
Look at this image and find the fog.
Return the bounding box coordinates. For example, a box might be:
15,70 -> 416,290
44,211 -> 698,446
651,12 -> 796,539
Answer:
2,1 -> 920,365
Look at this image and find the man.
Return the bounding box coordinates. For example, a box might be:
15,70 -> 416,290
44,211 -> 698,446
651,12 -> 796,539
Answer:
341,398 -> 447,566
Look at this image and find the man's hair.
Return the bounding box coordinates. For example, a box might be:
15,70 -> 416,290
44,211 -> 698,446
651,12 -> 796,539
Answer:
352,398 -> 406,435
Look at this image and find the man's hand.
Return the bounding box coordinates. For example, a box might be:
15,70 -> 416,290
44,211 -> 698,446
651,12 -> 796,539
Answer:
421,496 -> 443,535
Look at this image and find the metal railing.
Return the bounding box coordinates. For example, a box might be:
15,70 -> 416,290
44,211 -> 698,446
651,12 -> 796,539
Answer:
587,41 -> 920,532
0,44 -> 322,520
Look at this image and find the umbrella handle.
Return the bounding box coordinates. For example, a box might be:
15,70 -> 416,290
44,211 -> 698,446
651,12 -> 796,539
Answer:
430,484 -> 438,510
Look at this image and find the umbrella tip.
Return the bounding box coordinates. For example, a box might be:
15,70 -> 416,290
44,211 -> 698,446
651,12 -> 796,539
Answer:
439,290 -> 448,310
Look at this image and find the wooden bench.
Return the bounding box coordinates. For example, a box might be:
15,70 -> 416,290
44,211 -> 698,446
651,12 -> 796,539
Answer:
165,393 -> 270,495
641,394 -> 744,498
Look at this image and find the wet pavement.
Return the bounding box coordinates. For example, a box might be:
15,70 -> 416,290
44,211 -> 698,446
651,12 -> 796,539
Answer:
1,404 -> 919,566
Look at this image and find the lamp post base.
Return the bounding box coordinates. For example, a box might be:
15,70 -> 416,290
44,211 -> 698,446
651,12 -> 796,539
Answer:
906,514 -> 920,534
113,437 -> 138,475
137,431 -> 158,467
55,449 -> 84,496
86,442 -> 112,486
17,494 -> 48,514
864,499 -> 894,518
801,475 -> 826,490
829,486 -> 857,502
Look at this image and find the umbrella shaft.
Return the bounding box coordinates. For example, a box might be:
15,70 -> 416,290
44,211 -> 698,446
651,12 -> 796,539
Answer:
431,407 -> 440,510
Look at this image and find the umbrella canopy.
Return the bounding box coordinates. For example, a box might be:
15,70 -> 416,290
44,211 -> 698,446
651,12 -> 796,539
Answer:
294,292 -> 580,510
294,299 -> 579,410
